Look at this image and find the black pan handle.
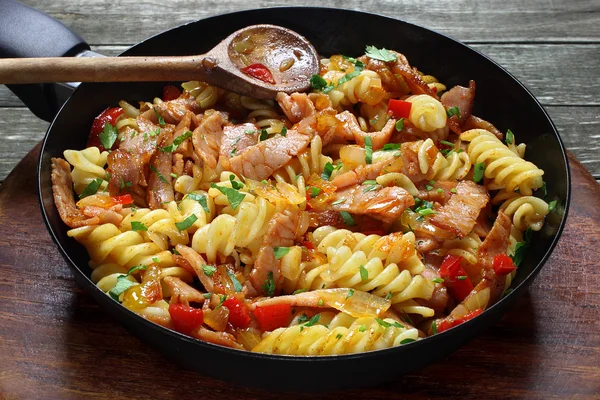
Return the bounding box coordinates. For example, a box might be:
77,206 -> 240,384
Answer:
0,0 -> 91,122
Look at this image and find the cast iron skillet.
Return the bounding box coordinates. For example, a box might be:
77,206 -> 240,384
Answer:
1,0 -> 570,391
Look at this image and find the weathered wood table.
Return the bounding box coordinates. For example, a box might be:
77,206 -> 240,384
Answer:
1,1 -> 599,399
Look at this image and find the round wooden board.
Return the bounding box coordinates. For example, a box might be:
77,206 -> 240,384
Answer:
0,145 -> 598,400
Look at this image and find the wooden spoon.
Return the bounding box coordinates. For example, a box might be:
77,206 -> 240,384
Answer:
0,24 -> 319,99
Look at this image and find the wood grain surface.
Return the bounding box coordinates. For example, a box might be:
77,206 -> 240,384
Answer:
0,145 -> 598,399
0,0 -> 599,182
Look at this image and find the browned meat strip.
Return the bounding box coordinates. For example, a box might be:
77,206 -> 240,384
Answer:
441,80 -> 476,134
361,57 -> 408,94
400,140 -> 439,183
228,129 -> 311,180
276,92 -> 315,123
430,181 -> 489,238
192,327 -> 243,349
192,111 -> 228,169
322,185 -> 415,225
462,115 -> 504,140
219,122 -> 259,168
51,158 -> 101,228
249,210 -> 308,295
164,276 -> 206,306
335,111 -> 396,150
154,92 -> 202,125
147,150 -> 174,209
176,245 -> 215,293
388,52 -> 438,98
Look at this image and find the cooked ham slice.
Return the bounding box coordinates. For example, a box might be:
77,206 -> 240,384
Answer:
192,111 -> 228,169
441,81 -> 476,134
388,52 -> 438,98
335,111 -> 396,150
219,122 -> 259,168
249,210 -> 308,296
399,140 -> 440,183
163,276 -> 206,305
462,115 -> 504,140
175,244 -> 215,293
153,92 -> 201,125
324,185 -> 415,225
147,150 -> 174,209
276,92 -> 315,123
192,327 -> 243,349
430,181 -> 489,238
51,158 -> 102,228
228,129 -> 311,180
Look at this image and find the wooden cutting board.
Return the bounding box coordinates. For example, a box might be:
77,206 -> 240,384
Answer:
0,145 -> 598,400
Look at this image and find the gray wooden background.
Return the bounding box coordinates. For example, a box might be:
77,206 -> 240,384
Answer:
0,0 -> 598,184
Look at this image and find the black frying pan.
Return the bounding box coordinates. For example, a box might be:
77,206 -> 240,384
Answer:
1,0 -> 570,391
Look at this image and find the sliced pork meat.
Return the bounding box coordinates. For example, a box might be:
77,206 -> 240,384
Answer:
441,81 -> 476,134
51,158 -> 105,228
153,92 -> 201,125
147,150 -> 174,209
276,92 -> 315,123
388,52 -> 438,98
219,122 -> 259,168
360,57 -> 408,94
307,92 -> 333,111
192,111 -> 228,169
462,115 -> 504,140
249,210 -> 308,296
228,129 -> 311,180
429,181 -> 489,238
106,149 -> 147,204
323,185 -> 415,225
192,327 -> 244,350
336,111 -> 396,150
330,160 -> 392,189
163,276 -> 206,305
399,140 -> 440,183
175,244 -> 215,293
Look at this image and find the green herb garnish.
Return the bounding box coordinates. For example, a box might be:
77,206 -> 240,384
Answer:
382,143 -> 401,151
99,122 -> 118,150
375,318 -> 404,329
153,108 -> 165,126
226,270 -> 243,292
262,271 -> 275,297
79,178 -> 103,199
340,211 -> 355,226
273,246 -> 290,260
150,164 -> 169,184
365,45 -> 397,62
345,289 -> 354,299
364,136 -> 373,164
506,129 -> 514,145
395,118 -> 404,132
359,265 -> 369,281
473,162 -> 486,183
210,183 -> 246,210
130,221 -> 147,231
202,265 -> 217,277
160,130 -> 192,152
446,106 -> 460,118
321,162 -> 335,180
186,193 -> 210,213
310,74 -> 328,91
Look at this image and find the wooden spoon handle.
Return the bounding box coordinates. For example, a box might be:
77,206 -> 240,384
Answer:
0,55 -> 212,84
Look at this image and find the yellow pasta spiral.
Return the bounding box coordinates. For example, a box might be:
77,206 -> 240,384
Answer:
325,70 -> 387,109
63,147 -> 109,195
406,94 -> 447,132
181,80 -> 220,109
431,150 -> 472,181
460,129 -> 544,195
241,95 -> 287,134
252,315 -> 419,355
493,190 -> 549,231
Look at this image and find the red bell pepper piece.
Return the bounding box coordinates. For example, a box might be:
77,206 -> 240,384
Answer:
168,303 -> 204,335
438,254 -> 474,302
254,303 -> 292,331
240,63 -> 275,84
387,99 -> 412,119
437,309 -> 483,333
111,194 -> 133,205
223,296 -> 251,329
162,85 -> 181,101
493,254 -> 517,276
87,107 -> 124,151
300,240 -> 314,250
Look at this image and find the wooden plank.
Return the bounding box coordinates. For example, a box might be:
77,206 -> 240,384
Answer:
18,0 -> 600,43
0,106 -> 597,182
1,44 -> 599,107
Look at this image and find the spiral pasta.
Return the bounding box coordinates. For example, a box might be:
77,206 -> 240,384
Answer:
241,96 -> 287,134
492,190 -> 549,231
63,147 -> 109,195
324,69 -> 386,109
460,129 -> 544,195
253,314 -> 419,355
406,94 -> 447,133
181,80 -> 220,109
431,150 -> 472,181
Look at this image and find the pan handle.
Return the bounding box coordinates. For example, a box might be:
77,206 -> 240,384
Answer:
0,0 -> 92,122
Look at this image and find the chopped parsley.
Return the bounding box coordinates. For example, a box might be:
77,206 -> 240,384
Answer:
210,183 -> 246,210
302,314 -> 320,329
548,200 -> 558,212
432,277 -> 444,283
450,188 -> 457,194
431,321 -> 438,334
365,45 -> 397,62
345,288 -> 354,299
382,143 -> 401,151
511,227 -> 532,267
440,140 -> 455,147
395,118 -> 404,132
358,324 -> 367,332
202,265 -> 217,277
130,221 -> 148,231
170,173 -> 178,179
457,275 -> 468,280
333,70 -> 361,89
473,162 -> 486,183
79,178 -> 103,199
150,164 -> 169,184
321,162 -> 335,180
99,122 -> 118,150
310,74 -> 328,91
359,265 -> 369,281
317,299 -> 324,306
262,271 -> 275,297
340,211 -> 355,226
280,126 -> 287,137
186,193 -> 210,213
273,246 -> 291,260
259,129 -> 269,141
415,200 -> 435,217
108,265 -> 148,301
297,313 -> 309,324
400,338 -> 416,344
540,181 -> 548,198
293,288 -> 307,295
153,108 -> 165,126
332,198 -> 346,205
226,270 -> 243,292
425,184 -> 434,191
175,214 -> 198,231
229,174 -> 243,190
446,106 -> 460,118
336,333 -> 343,340
375,318 -> 404,329
216,294 -> 227,309
385,292 -> 393,301
152,257 -> 160,263
202,293 -> 212,299
309,187 -> 322,198
364,136 -> 373,164
160,130 -> 192,152
506,129 -> 514,145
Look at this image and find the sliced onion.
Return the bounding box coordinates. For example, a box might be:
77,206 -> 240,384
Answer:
237,328 -> 263,351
